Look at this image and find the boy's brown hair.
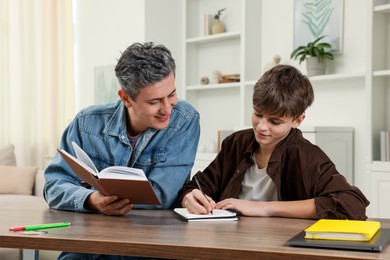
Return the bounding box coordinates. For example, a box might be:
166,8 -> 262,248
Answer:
253,65 -> 314,119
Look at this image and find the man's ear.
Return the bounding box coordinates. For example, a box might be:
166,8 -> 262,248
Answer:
118,89 -> 132,108
292,113 -> 305,128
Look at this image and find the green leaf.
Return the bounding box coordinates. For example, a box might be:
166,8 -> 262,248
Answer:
290,35 -> 334,63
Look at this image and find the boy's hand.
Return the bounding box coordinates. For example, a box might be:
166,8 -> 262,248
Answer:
85,191 -> 133,216
182,189 -> 216,214
216,198 -> 317,218
216,198 -> 268,217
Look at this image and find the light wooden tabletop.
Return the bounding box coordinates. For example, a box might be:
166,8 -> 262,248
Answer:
1,199 -> 389,260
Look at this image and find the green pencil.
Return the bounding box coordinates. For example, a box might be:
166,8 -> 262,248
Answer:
10,222 -> 71,231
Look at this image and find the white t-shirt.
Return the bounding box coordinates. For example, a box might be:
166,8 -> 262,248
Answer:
238,154 -> 278,201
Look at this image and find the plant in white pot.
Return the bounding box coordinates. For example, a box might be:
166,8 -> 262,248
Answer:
290,35 -> 334,76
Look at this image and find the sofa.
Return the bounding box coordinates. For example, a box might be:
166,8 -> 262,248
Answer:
0,144 -> 60,259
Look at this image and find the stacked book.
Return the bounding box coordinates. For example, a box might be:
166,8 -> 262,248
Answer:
200,14 -> 213,36
380,131 -> 390,161
218,74 -> 240,83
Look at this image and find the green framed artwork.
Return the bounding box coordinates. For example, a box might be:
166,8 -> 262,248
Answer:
94,65 -> 119,104
293,0 -> 344,53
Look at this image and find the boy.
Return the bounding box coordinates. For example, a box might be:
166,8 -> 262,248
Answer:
178,64 -> 369,220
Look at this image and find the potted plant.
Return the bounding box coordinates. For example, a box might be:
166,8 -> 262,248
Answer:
211,8 -> 226,34
290,35 -> 334,76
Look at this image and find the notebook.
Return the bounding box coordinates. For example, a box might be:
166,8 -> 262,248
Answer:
286,228 -> 390,252
173,208 -> 238,222
304,219 -> 381,241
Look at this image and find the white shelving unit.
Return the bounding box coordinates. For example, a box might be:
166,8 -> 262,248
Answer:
182,0 -> 262,150
182,1 -> 387,217
182,0 -> 367,152
370,162 -> 390,218
368,0 -> 390,218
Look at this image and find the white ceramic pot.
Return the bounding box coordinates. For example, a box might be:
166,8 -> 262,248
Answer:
306,56 -> 326,76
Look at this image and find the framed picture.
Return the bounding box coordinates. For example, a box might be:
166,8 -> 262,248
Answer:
293,0 -> 344,53
94,65 -> 119,104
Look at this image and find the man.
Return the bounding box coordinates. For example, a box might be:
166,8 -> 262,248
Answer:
44,42 -> 200,259
45,41 -> 200,213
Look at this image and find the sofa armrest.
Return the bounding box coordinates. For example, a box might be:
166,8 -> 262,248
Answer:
34,169 -> 45,197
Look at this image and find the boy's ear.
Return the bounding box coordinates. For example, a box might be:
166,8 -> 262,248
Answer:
292,113 -> 305,128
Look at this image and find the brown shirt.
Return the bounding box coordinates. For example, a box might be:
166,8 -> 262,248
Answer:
178,128 -> 369,220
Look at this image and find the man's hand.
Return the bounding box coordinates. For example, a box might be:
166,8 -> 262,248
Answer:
85,191 -> 133,216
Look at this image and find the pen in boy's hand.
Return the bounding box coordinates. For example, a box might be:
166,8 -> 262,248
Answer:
193,176 -> 213,214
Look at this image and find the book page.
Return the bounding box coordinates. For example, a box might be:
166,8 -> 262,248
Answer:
99,166 -> 147,180
305,232 -> 367,240
72,142 -> 99,174
71,141 -> 147,181
174,208 -> 238,221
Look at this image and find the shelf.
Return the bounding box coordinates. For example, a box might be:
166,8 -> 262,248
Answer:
308,72 -> 366,82
195,152 -> 218,159
372,161 -> 390,172
374,4 -> 390,13
373,70 -> 390,77
186,31 -> 241,45
186,82 -> 240,91
244,73 -> 365,86
244,81 -> 257,86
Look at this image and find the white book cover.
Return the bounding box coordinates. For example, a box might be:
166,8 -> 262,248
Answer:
199,14 -> 213,36
380,131 -> 387,161
387,131 -> 390,161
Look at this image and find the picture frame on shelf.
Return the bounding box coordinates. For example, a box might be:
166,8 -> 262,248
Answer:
94,65 -> 119,104
293,0 -> 344,53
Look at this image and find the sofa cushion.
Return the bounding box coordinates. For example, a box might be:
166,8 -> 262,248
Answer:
0,144 -> 16,166
0,165 -> 38,195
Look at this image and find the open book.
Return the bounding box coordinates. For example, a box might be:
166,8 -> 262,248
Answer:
57,142 -> 161,205
174,208 -> 238,222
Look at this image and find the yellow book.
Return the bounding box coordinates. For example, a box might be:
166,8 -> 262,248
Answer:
304,219 -> 381,241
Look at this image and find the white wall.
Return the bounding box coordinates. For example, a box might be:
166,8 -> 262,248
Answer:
261,0 -> 294,70
73,0 -> 183,111
73,0 -> 145,111
144,0 -> 183,98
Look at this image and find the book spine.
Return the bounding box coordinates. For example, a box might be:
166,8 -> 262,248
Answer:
380,131 -> 387,161
387,131 -> 390,161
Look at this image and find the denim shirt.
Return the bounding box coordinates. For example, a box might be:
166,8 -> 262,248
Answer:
44,99 -> 200,212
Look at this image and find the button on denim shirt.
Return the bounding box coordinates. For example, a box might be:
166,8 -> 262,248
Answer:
44,99 -> 200,212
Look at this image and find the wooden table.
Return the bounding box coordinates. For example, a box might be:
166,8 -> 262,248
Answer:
1,200 -> 390,260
